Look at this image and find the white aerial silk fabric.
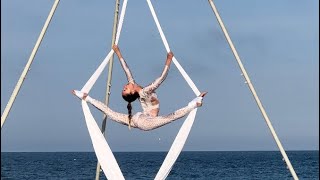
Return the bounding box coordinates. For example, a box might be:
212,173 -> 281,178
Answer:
79,0 -> 129,179
82,101 -> 125,180
77,0 -> 201,179
145,0 -> 201,179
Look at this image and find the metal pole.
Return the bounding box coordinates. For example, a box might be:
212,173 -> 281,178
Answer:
94,0 -> 121,179
207,0 -> 299,179
1,0 -> 60,129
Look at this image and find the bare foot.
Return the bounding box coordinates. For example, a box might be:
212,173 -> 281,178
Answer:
167,52 -> 174,59
199,91 -> 208,97
197,91 -> 208,107
83,93 -> 88,100
71,90 -> 88,100
166,52 -> 174,65
71,90 -> 77,96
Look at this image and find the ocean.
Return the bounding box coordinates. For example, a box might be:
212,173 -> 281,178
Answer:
1,151 -> 318,179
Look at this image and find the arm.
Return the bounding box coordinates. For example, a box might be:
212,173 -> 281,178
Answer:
143,52 -> 173,93
113,45 -> 135,84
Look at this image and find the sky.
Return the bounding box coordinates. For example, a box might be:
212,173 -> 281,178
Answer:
1,0 -> 319,152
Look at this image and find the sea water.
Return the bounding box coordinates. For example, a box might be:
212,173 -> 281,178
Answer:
1,151 -> 318,179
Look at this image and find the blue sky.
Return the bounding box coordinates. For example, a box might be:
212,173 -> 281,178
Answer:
1,0 -> 319,152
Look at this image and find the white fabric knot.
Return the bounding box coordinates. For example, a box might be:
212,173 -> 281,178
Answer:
73,90 -> 86,100
188,97 -> 203,107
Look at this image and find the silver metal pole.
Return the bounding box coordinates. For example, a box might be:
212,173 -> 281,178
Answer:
94,0 -> 121,179
207,0 -> 299,179
1,0 -> 60,129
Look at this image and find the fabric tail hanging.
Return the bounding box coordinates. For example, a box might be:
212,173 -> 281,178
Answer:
78,0 -> 129,179
145,0 -> 202,179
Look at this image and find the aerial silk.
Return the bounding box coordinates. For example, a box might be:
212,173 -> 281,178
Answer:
78,0 -> 128,179
76,0 -> 201,179
144,1 -> 200,179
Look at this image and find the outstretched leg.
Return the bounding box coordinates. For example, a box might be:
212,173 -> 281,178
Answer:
71,90 -> 133,127
133,91 -> 208,131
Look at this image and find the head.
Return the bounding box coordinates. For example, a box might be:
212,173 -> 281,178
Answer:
121,83 -> 139,103
121,83 -> 140,128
